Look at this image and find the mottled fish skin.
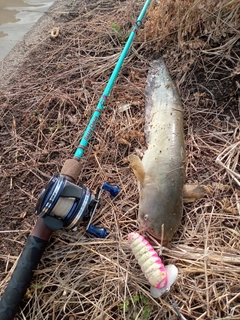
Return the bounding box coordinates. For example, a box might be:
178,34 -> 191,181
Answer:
139,59 -> 186,244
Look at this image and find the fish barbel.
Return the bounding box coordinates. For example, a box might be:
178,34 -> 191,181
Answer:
129,58 -> 186,244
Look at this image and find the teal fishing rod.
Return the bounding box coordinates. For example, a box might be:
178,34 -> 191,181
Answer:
0,1 -> 151,319
74,0 -> 151,159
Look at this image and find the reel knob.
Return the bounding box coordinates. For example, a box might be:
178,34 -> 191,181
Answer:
86,225 -> 107,238
102,182 -> 120,197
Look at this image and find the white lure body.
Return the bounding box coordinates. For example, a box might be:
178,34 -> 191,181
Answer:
128,232 -> 178,297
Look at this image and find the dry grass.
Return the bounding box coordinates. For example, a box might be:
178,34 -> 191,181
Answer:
0,0 -> 240,319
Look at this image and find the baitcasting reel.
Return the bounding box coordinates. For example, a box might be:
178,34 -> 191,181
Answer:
35,174 -> 120,238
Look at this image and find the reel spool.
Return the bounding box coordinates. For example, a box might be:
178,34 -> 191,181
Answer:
35,174 -> 120,238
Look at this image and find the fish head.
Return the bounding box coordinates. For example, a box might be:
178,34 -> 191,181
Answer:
137,180 -> 182,245
129,154 -> 183,244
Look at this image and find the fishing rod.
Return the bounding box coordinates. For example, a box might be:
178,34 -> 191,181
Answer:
0,1 -> 151,319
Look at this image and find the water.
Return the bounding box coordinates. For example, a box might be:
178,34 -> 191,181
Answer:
0,0 -> 54,61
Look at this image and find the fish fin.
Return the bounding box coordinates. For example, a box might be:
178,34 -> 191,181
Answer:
183,184 -> 210,203
128,154 -> 145,187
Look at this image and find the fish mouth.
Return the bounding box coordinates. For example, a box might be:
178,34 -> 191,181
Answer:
145,231 -> 167,246
138,214 -> 171,246
137,216 -> 152,234
137,218 -> 168,246
137,219 -> 161,243
138,216 -> 159,238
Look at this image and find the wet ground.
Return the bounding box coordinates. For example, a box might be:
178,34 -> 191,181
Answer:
0,0 -> 53,61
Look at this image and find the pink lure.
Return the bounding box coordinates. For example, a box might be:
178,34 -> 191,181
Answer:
128,232 -> 178,297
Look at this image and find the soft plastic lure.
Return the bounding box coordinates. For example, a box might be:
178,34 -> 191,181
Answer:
128,232 -> 178,297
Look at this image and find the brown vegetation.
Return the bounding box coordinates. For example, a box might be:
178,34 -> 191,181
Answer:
0,0 -> 239,319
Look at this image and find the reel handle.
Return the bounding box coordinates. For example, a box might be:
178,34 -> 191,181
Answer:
0,234 -> 48,320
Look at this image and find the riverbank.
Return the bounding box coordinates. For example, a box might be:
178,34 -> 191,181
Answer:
0,0 -> 54,61
0,0 -> 74,88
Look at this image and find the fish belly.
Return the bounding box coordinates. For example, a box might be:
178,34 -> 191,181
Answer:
139,59 -> 186,243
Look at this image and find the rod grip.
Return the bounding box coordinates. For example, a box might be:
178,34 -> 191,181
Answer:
61,158 -> 82,182
0,235 -> 48,320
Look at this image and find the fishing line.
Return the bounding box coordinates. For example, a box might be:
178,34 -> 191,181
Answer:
168,295 -> 185,320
